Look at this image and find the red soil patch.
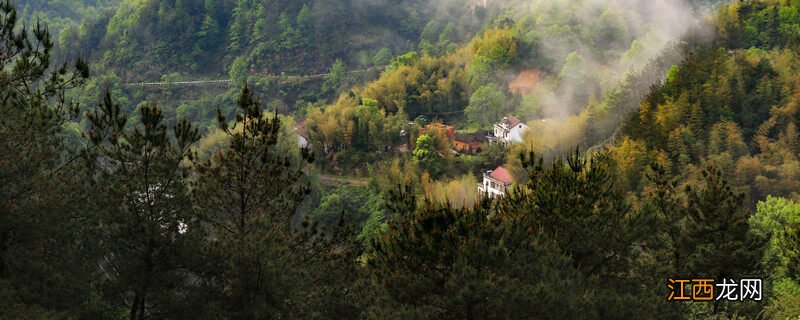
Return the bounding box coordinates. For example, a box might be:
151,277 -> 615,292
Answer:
508,69 -> 541,95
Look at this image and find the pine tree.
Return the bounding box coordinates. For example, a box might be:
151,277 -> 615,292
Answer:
781,222 -> 800,280
228,0 -> 251,52
323,59 -> 345,95
0,0 -> 93,315
196,14 -> 221,52
681,166 -> 766,279
368,186 -> 582,319
510,150 -> 668,318
296,4 -> 311,31
780,121 -> 800,156
84,91 -> 201,320
678,166 -> 765,317
644,162 -> 767,317
369,150 -> 668,319
190,84 -> 358,318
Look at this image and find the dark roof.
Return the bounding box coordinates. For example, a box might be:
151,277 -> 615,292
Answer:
295,118 -> 310,139
453,130 -> 489,143
489,166 -> 513,184
500,115 -> 522,128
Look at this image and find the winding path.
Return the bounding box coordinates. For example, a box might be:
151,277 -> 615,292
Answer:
318,174 -> 369,186
121,68 -> 378,87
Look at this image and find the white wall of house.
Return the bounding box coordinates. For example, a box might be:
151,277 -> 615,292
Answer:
295,134 -> 308,148
492,122 -> 528,145
505,123 -> 528,143
481,176 -> 508,197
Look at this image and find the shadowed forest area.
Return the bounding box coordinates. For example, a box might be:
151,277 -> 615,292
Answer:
3,0 -> 800,319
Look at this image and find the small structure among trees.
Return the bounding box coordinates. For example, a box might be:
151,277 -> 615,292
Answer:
453,130 -> 489,153
479,165 -> 513,197
419,122 -> 455,138
294,118 -> 310,148
489,115 -> 528,145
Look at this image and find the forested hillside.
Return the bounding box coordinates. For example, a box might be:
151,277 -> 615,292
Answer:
49,0 -> 709,148
15,0 -> 120,35
56,0 -> 488,80
3,0 -> 800,319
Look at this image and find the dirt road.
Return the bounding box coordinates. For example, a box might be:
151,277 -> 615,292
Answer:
318,174 -> 369,186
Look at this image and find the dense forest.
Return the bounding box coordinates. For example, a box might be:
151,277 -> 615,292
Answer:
3,0 -> 800,319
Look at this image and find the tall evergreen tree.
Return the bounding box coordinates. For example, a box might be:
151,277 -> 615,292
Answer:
646,164 -> 767,317
84,91 -> 201,320
368,151 -> 666,319
190,84 -> 359,318
507,150 -> 666,318
782,222 -> 800,280
0,0 -> 94,316
681,167 -> 765,279
368,185 -> 581,319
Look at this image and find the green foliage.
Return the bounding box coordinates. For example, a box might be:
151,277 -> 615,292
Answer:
621,44 -> 797,201
196,14 -> 222,52
513,151 -> 677,318
413,134 -> 436,161
363,53 -> 469,118
15,0 -> 120,36
84,91 -> 201,319
718,0 -> 800,49
189,84 -> 360,318
752,196 -> 800,244
782,222 -> 800,280
558,51 -> 599,106
389,51 -> 420,70
357,208 -> 388,247
750,197 -> 800,318
665,65 -> 680,90
763,277 -> 800,319
322,59 -> 345,95
474,143 -> 508,174
605,2 -> 800,314
367,151 -> 696,318
636,163 -> 767,318
465,83 -> 508,127
305,93 -> 407,172
681,167 -> 765,280
68,0 -> 492,82
468,27 -> 518,86
372,47 -> 393,67
368,187 -> 582,319
0,1 -> 100,315
311,185 -> 385,231
8,0 -> 800,318
229,56 -> 248,83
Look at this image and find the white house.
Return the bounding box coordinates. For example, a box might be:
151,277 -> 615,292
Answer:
489,115 -> 527,145
294,119 -> 310,148
295,133 -> 309,149
478,166 -> 513,197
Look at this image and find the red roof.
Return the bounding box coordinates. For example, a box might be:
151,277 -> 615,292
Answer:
419,123 -> 455,138
489,166 -> 513,184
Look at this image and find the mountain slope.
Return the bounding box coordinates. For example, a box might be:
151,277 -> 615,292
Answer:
58,0 -> 490,82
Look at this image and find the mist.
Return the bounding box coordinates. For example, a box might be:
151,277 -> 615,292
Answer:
509,0 -> 715,119
409,0 -> 720,163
